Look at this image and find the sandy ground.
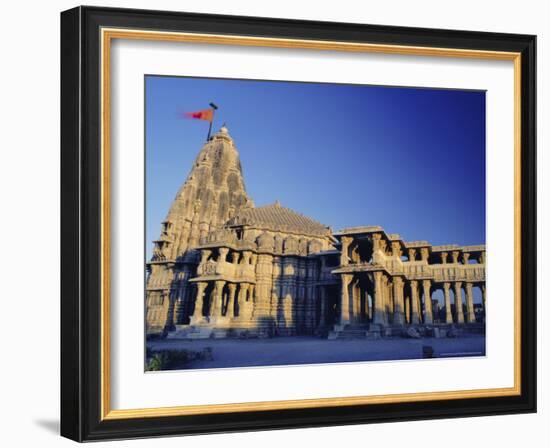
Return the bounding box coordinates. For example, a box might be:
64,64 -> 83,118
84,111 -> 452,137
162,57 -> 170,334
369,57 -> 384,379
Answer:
147,336 -> 486,370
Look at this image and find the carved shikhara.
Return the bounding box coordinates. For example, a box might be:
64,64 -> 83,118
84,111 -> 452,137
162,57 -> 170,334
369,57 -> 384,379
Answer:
146,126 -> 486,339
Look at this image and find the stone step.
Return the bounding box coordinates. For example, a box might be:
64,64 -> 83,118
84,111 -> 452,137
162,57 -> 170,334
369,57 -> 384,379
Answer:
166,325 -> 214,340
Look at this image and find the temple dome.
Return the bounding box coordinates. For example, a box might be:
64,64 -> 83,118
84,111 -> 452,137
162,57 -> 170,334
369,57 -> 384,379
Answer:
225,202 -> 330,237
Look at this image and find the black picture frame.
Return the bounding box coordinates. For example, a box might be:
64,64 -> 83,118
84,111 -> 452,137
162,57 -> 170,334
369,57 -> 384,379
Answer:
61,5 -> 536,442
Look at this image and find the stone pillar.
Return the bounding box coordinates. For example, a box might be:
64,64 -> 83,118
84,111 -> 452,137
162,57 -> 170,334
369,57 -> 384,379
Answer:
373,271 -> 386,325
454,282 -> 465,324
391,241 -> 402,258
443,282 -> 453,323
282,258 -> 296,331
420,247 -> 429,263
410,280 -> 420,324
255,253 -> 274,322
441,251 -> 448,264
408,248 -> 417,262
340,274 -> 353,325
340,236 -> 352,266
250,253 -> 258,266
465,282 -> 476,323
392,277 -> 405,325
227,283 -> 237,317
306,259 -> 319,329
479,251 -> 486,264
451,251 -> 460,264
318,286 -> 326,326
351,280 -> 361,323
364,289 -> 371,320
218,247 -> 229,263
270,257 -> 282,319
384,276 -> 393,321
241,251 -> 252,265
192,282 -> 208,320
211,280 -> 226,317
422,279 -> 433,324
463,252 -> 470,264
230,251 -> 240,264
295,258 -> 307,330
236,283 -> 249,318
199,249 -> 212,265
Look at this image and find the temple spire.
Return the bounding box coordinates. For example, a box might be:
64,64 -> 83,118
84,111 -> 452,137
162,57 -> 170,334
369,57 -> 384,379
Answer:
151,126 -> 251,261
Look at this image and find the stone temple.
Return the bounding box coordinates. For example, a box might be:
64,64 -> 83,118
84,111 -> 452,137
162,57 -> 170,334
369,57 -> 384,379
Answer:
146,126 -> 486,339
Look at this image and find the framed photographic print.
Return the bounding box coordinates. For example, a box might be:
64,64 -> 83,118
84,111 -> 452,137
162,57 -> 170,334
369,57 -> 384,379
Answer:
60,6 -> 537,442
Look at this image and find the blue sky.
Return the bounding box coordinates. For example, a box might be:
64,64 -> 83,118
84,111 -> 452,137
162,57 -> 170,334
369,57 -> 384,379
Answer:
146,75 -> 486,267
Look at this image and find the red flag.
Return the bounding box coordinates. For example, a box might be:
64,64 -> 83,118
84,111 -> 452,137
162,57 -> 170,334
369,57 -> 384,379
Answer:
182,108 -> 214,122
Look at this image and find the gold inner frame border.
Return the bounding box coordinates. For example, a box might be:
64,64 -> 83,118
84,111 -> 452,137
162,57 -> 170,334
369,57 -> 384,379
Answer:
99,27 -> 522,421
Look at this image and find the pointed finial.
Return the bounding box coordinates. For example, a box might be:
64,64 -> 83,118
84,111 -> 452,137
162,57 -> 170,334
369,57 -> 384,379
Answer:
274,200 -> 281,207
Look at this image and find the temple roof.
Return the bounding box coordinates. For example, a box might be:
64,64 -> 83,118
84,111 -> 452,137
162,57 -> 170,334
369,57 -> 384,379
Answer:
226,202 -> 330,237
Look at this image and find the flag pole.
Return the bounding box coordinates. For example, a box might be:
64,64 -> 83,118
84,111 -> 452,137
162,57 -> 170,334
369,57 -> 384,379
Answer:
207,102 -> 218,141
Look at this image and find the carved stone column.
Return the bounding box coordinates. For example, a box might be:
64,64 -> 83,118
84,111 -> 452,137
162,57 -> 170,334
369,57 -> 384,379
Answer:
305,259 -> 319,330
465,282 -> 476,323
340,274 -> 353,325
351,279 -> 361,323
410,280 -> 420,324
218,247 -> 229,263
441,251 -> 448,264
255,253 -> 274,322
422,279 -> 433,324
227,283 -> 237,317
318,286 -> 326,326
364,289 -> 371,320
199,249 -> 212,265
384,276 -> 393,322
372,234 -> 386,263
408,248 -> 417,262
420,247 -> 429,263
443,282 -> 453,323
340,236 -> 352,266
463,252 -> 470,264
191,282 -> 208,321
211,280 -> 226,317
373,271 -> 386,325
393,276 -> 405,325
479,251 -> 486,264
241,251 -> 252,265
451,251 -> 460,264
236,283 -> 249,318
454,281 -> 465,323
391,241 -> 402,258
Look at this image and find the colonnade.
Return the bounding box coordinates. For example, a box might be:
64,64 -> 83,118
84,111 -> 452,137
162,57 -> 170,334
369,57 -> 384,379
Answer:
190,280 -> 254,322
339,272 -> 485,327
